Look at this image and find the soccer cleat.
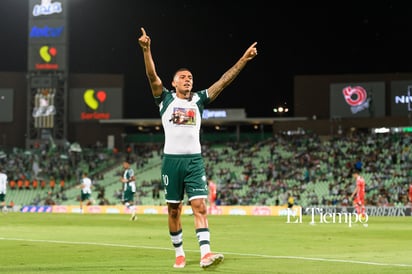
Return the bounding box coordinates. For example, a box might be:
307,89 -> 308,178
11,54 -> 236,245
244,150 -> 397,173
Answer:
173,255 -> 186,268
200,253 -> 224,268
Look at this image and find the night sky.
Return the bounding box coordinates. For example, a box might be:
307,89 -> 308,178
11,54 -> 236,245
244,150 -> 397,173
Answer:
1,0 -> 412,118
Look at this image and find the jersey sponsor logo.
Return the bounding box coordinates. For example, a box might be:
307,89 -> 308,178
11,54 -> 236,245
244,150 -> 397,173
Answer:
169,107 -> 196,125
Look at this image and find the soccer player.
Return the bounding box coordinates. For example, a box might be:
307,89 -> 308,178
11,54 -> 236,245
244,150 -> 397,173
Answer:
208,180 -> 217,206
350,168 -> 366,219
77,172 -> 93,213
120,160 -> 137,221
207,179 -> 218,214
0,166 -> 8,213
138,27 -> 257,268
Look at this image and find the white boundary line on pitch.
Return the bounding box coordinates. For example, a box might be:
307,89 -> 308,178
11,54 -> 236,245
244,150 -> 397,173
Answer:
1,237 -> 411,268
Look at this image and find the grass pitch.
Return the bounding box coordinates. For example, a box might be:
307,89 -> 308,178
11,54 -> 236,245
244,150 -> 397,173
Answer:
0,213 -> 411,273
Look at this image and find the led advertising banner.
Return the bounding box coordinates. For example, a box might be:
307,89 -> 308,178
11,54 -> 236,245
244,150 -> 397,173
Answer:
29,0 -> 67,20
32,88 -> 57,128
390,80 -> 412,116
28,44 -> 66,71
202,108 -> 246,120
0,89 -> 13,122
330,82 -> 385,118
29,20 -> 66,44
28,0 -> 68,72
69,88 -> 123,122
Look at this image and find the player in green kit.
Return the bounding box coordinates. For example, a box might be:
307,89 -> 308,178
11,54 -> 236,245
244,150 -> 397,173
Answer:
0,165 -> 8,213
77,172 -> 93,213
138,27 -> 257,268
120,160 -> 137,221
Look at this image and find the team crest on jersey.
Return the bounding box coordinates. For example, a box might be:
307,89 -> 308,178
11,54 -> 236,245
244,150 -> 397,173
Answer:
169,107 -> 196,125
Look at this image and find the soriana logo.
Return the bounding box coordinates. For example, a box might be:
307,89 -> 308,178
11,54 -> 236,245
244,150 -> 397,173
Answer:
81,89 -> 110,120
35,45 -> 59,70
342,86 -> 371,114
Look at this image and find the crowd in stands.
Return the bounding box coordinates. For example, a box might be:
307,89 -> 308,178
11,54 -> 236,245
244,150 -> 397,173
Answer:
202,130 -> 412,207
0,141 -> 117,206
1,131 -> 411,208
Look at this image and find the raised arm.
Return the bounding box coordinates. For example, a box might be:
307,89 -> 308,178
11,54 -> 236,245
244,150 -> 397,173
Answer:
207,42 -> 258,102
138,27 -> 163,97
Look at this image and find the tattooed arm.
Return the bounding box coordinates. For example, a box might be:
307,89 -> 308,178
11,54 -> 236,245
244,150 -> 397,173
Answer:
207,42 -> 258,102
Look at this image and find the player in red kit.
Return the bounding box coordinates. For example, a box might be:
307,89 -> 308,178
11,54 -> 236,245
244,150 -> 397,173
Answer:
207,180 -> 217,212
350,168 -> 366,219
408,183 -> 412,206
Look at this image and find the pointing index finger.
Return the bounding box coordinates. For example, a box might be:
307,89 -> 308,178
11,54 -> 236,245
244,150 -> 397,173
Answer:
141,27 -> 146,36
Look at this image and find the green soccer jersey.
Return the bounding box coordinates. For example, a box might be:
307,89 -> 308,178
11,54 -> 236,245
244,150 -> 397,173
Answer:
155,87 -> 210,155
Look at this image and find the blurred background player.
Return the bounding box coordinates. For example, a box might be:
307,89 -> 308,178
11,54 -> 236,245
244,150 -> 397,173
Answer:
350,167 -> 366,219
408,182 -> 412,207
77,172 -> 93,213
0,166 -> 8,213
287,192 -> 295,208
120,160 -> 137,221
207,179 -> 217,213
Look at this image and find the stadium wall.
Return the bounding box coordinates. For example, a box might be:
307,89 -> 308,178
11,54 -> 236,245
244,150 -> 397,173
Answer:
294,72 -> 412,119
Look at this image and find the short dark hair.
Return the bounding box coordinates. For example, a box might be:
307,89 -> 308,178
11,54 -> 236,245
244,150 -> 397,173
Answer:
173,68 -> 192,80
174,67 -> 191,75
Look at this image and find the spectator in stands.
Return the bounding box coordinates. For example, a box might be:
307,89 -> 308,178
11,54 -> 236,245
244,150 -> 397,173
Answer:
24,178 -> 30,190
9,179 -> 16,190
60,191 -> 68,201
97,186 -> 105,200
278,189 -> 288,206
59,179 -> 65,192
98,197 -> 110,205
341,194 -> 350,207
377,194 -> 389,207
44,191 -> 56,205
152,180 -> 160,201
40,179 -> 46,190
138,27 -> 257,268
32,194 -> 41,206
113,188 -> 122,200
49,177 -> 56,192
17,178 -> 23,190
32,179 -> 38,189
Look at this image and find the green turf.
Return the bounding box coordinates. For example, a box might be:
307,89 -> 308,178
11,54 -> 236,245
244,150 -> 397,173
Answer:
0,213 -> 411,273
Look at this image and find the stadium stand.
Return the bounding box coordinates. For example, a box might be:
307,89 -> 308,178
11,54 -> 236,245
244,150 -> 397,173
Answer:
1,131 -> 412,208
